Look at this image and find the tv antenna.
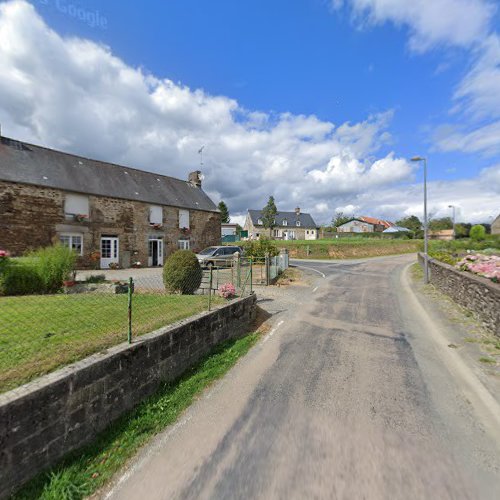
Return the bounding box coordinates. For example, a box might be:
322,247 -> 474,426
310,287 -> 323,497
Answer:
198,145 -> 205,168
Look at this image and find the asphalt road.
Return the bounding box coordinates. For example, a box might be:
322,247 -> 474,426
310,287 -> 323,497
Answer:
105,255 -> 500,500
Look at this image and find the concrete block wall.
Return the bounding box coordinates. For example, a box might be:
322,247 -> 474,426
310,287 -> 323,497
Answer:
418,253 -> 500,336
0,294 -> 256,498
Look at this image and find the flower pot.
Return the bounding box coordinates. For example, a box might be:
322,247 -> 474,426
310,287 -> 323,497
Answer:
63,280 -> 76,287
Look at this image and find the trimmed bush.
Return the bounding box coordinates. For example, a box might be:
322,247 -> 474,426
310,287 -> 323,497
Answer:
470,224 -> 486,241
0,262 -> 45,296
163,250 -> 202,294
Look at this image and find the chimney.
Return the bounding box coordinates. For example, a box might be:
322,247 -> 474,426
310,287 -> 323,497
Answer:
188,170 -> 202,188
295,207 -> 301,216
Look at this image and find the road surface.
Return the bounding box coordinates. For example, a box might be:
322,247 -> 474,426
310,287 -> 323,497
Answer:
105,254 -> 500,500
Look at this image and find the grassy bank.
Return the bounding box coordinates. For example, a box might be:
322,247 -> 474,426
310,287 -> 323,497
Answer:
13,332 -> 259,500
277,238 -> 421,259
0,293 -> 223,393
422,236 -> 500,265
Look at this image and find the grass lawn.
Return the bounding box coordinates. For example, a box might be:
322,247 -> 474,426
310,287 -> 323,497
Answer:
13,332 -> 259,500
276,238 -> 421,259
0,293 -> 223,393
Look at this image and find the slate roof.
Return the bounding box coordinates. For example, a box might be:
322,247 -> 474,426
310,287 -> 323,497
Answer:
0,136 -> 218,212
383,226 -> 410,233
248,209 -> 317,228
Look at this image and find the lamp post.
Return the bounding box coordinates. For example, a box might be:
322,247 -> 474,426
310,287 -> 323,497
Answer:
448,205 -> 456,240
411,156 -> 429,284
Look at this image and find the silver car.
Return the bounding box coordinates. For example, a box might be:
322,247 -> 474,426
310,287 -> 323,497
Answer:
196,246 -> 243,268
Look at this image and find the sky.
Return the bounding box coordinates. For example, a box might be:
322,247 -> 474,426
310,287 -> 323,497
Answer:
0,0 -> 499,226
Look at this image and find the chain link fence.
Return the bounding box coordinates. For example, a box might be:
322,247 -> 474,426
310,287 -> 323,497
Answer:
0,252 -> 288,393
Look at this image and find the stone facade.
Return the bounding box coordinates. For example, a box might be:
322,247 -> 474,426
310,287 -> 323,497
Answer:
418,254 -> 500,336
0,180 -> 221,269
0,294 -> 256,498
492,214 -> 500,235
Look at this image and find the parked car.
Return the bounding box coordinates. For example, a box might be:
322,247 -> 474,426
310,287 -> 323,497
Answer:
196,246 -> 243,268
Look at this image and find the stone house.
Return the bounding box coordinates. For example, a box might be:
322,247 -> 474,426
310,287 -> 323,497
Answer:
244,208 -> 318,240
492,214 -> 500,235
0,136 -> 220,269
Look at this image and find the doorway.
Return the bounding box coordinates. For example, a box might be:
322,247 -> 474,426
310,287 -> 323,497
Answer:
148,238 -> 164,267
100,236 -> 119,269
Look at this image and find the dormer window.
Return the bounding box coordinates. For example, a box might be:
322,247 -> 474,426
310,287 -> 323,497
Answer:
296,221 -> 301,227
282,219 -> 288,226
257,218 -> 263,225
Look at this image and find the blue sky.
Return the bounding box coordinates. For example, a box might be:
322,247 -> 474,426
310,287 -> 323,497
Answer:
0,0 -> 499,223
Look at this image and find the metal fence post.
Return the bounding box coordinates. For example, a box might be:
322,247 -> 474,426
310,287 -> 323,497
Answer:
127,277 -> 133,344
265,252 -> 270,286
208,266 -> 213,311
234,252 -> 241,290
250,257 -> 253,294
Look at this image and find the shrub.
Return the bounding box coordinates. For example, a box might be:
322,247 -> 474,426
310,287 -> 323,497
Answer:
163,250 -> 202,294
0,262 -> 45,296
85,274 -> 106,283
241,237 -> 280,259
28,245 -> 77,293
0,250 -> 10,276
470,224 -> 486,241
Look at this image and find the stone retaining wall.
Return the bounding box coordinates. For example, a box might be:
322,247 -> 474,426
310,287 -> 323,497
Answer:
0,294 -> 256,498
418,253 -> 499,336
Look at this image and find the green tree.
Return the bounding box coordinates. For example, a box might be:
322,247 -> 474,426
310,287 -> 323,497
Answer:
261,196 -> 278,233
395,215 -> 422,232
331,211 -> 352,228
454,223 -> 470,238
470,224 -> 486,241
218,201 -> 230,224
428,217 -> 453,231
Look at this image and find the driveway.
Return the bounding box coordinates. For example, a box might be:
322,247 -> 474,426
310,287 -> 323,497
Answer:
104,254 -> 500,499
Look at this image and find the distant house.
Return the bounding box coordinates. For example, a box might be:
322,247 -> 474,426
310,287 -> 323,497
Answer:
0,136 -> 220,269
492,214 -> 500,235
221,223 -> 238,237
244,207 -> 318,240
429,229 -> 454,241
337,216 -> 393,233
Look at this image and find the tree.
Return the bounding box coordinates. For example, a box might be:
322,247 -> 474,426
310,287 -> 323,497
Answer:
218,201 -> 230,224
331,211 -> 352,228
454,223 -> 470,238
428,217 -> 453,231
395,215 -> 422,232
261,196 -> 278,233
470,224 -> 486,241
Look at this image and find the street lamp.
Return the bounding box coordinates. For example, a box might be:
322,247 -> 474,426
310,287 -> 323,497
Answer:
448,205 -> 456,240
411,156 -> 429,284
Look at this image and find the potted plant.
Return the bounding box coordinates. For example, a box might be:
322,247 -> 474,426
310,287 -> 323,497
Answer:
74,213 -> 89,222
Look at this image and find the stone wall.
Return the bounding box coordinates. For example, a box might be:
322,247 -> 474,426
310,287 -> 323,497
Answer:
0,180 -> 221,268
0,294 -> 256,498
418,253 -> 500,336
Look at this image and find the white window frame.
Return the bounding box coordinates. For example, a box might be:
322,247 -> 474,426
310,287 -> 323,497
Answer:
296,221 -> 301,227
282,219 -> 288,226
179,209 -> 190,229
59,233 -> 83,255
257,218 -> 263,225
149,205 -> 163,225
64,193 -> 89,219
178,239 -> 190,250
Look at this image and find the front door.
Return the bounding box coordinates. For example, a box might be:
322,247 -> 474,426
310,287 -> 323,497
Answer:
148,239 -> 164,266
100,237 -> 119,269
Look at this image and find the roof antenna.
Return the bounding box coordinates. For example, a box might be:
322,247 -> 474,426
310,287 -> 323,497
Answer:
198,145 -> 205,168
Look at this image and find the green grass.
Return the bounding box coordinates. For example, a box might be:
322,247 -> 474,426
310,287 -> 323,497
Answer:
479,356 -> 497,365
0,293 -> 223,393
277,238 -> 421,259
13,332 -> 259,500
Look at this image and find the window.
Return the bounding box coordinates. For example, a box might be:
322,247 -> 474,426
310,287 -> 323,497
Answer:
296,221 -> 301,227
178,240 -> 190,250
149,205 -> 163,225
306,230 -> 309,235
179,209 -> 190,229
64,193 -> 89,219
59,233 -> 83,255
273,229 -> 281,237
257,218 -> 263,225
282,219 -> 288,226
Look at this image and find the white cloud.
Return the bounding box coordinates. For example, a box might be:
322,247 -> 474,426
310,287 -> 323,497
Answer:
333,0 -> 496,51
0,0 -> 497,226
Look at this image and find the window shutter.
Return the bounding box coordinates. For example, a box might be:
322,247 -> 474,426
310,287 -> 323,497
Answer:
149,205 -> 163,224
179,209 -> 190,229
65,193 -> 89,216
